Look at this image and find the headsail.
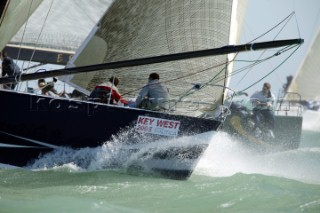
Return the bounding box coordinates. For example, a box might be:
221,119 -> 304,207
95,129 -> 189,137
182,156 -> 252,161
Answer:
0,0 -> 42,51
6,0 -> 112,63
64,0 -> 247,116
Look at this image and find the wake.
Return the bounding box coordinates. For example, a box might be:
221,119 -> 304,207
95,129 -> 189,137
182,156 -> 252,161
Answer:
195,131 -> 320,185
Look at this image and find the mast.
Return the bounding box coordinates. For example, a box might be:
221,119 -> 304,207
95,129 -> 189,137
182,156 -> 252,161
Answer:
0,39 -> 303,84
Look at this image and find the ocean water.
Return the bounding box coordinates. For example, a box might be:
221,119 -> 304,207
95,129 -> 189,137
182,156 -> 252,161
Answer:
1,113 -> 320,213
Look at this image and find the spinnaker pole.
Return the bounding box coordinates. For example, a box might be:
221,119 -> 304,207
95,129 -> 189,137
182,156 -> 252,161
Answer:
0,39 -> 303,84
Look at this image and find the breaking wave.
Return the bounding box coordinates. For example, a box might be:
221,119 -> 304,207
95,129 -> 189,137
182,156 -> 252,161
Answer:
27,128 -> 214,174
23,126 -> 320,184
195,132 -> 320,184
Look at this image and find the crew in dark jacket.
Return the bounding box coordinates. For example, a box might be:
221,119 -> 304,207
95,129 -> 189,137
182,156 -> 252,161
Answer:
1,50 -> 21,90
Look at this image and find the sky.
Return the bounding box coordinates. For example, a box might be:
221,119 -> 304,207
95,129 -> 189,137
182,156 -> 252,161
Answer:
230,0 -> 320,97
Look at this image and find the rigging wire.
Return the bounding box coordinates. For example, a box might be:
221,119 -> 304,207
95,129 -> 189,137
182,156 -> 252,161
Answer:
186,43 -> 298,89
14,0 -> 37,91
292,0 -> 301,39
235,12 -> 296,87
17,0 -> 55,92
216,44 -> 302,92
22,63 -> 46,72
115,38 -> 302,112
240,44 -> 302,92
14,0 -> 36,64
248,12 -> 295,43
25,0 -> 55,69
174,42 -> 303,108
230,45 -> 297,79
120,60 -> 228,97
271,12 -> 299,85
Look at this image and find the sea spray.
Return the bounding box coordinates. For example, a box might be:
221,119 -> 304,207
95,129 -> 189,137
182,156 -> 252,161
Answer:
27,128 -> 215,178
196,131 -> 320,184
302,110 -> 320,132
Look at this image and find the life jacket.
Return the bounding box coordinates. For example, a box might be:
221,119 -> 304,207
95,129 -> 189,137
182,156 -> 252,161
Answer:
88,86 -> 114,104
88,85 -> 128,105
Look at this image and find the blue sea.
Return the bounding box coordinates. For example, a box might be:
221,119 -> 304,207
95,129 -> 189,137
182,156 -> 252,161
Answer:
1,112 -> 320,213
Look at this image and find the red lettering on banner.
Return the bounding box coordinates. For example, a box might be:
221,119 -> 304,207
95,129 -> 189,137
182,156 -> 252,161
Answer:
149,118 -> 155,125
157,120 -> 180,129
164,121 -> 170,128
157,120 -> 164,127
137,117 -> 156,125
138,117 -> 144,124
143,118 -> 148,125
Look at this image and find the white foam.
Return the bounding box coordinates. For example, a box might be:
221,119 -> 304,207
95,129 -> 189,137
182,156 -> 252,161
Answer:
28,130 -> 216,174
302,110 -> 320,132
195,132 -> 320,184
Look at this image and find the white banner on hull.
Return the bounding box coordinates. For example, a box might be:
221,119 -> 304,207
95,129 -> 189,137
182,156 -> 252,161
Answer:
135,115 -> 181,137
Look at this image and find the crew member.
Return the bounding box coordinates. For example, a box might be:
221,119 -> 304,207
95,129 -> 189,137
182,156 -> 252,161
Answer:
1,50 -> 21,90
250,82 -> 275,138
89,76 -> 128,105
135,72 -> 169,111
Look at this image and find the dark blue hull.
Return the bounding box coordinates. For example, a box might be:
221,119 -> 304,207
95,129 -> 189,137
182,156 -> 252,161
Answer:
0,90 -> 220,179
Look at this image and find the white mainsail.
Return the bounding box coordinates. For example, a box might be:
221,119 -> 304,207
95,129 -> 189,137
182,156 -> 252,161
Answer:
0,0 -> 42,51
66,0 -> 247,116
287,27 -> 320,101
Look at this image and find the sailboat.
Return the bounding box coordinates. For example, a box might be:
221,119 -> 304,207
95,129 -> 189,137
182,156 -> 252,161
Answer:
284,26 -> 320,132
286,27 -> 320,111
223,92 -> 304,152
0,0 -> 303,179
